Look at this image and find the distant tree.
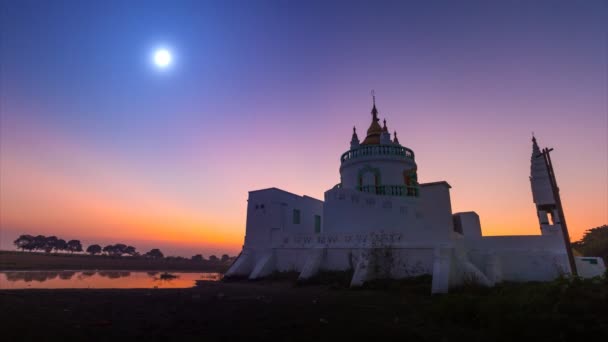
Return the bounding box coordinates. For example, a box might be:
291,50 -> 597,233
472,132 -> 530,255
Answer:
54,239 -> 68,253
13,235 -> 35,252
43,236 -> 58,253
86,244 -> 102,255
114,244 -> 127,254
33,235 -> 47,252
102,245 -> 113,255
573,224 -> 608,264
145,249 -> 164,259
124,245 -> 137,256
102,244 -> 129,256
66,240 -> 83,254
208,255 -> 219,263
191,254 -> 204,262
220,254 -> 230,263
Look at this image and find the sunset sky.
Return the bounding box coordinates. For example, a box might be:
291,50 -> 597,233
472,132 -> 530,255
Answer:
1,0 -> 606,257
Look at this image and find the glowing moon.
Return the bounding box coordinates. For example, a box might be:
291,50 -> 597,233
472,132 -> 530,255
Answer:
153,49 -> 172,68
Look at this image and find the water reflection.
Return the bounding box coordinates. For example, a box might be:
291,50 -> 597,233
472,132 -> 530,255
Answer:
0,271 -> 223,289
98,271 -> 131,279
5,271 -> 62,282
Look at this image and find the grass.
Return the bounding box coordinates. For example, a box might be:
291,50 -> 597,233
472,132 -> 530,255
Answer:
2,273 -> 607,340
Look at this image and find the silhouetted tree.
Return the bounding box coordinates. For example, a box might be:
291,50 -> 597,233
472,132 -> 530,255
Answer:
102,245 -> 113,255
102,244 -> 129,256
43,236 -> 58,253
573,224 -> 608,264
13,235 -> 35,251
124,245 -> 137,256
208,255 -> 219,263
191,254 -> 204,262
220,254 -> 230,263
86,244 -> 102,255
145,249 -> 164,259
67,240 -> 83,254
114,244 -> 127,254
54,239 -> 68,253
33,235 -> 47,252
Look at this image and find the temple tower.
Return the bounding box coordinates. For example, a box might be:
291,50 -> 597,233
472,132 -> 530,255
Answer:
529,136 -> 561,235
339,96 -> 419,197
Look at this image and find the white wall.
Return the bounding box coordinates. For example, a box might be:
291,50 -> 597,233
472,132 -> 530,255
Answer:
323,187 -> 422,234
418,182 -> 454,241
464,234 -> 570,281
339,155 -> 417,190
322,181 -> 455,244
244,188 -> 323,252
453,212 -> 482,239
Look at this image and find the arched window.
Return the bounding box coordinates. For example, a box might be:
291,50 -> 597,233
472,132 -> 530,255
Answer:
358,165 -> 381,194
403,169 -> 418,197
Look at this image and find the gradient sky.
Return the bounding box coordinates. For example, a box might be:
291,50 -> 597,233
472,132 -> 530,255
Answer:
1,0 -> 606,257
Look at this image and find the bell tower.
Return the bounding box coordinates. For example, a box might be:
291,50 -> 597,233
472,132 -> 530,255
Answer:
529,135 -> 577,275
529,136 -> 561,235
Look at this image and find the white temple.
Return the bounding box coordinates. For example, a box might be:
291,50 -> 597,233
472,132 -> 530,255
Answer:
226,98 -> 605,293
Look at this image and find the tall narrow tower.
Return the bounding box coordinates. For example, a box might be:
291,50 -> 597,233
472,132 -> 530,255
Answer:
530,136 -> 561,235
529,136 -> 577,275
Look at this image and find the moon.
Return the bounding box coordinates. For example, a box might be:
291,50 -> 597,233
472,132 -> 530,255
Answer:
153,49 -> 172,68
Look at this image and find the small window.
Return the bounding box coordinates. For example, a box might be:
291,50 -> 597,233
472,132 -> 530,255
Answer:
314,215 -> 321,233
293,209 -> 301,224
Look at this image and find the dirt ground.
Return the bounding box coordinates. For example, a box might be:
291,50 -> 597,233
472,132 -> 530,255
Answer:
2,277 -> 607,341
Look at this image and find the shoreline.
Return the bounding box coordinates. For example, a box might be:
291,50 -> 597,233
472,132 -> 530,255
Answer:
0,250 -> 230,272
0,269 -> 223,273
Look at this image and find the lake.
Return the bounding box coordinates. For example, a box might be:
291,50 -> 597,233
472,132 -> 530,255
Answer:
0,270 -> 223,289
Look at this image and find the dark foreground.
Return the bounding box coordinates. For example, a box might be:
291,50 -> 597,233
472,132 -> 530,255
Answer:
2,276 -> 607,341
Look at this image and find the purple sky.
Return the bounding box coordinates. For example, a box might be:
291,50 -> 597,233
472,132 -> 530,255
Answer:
1,0 -> 606,256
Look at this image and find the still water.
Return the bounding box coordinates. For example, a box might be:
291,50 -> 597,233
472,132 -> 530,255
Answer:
0,271 -> 223,289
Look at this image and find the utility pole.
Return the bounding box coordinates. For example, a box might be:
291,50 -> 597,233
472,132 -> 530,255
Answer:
541,147 -> 577,276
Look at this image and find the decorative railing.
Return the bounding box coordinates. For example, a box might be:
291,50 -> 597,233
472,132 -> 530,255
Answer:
357,185 -> 419,197
340,145 -> 415,163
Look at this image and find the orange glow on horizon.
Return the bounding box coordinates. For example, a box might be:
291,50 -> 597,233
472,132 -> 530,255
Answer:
1,111 -> 606,256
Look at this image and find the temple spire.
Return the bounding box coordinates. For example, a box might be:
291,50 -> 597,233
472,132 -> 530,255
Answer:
532,134 -> 541,158
371,97 -> 379,122
350,126 -> 360,149
393,131 -> 400,144
361,92 -> 383,145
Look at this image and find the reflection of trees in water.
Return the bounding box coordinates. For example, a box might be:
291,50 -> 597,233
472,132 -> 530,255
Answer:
4,271 -> 66,282
77,271 -> 97,280
97,271 -> 131,279
153,272 -> 179,282
147,271 -> 159,277
59,271 -> 76,280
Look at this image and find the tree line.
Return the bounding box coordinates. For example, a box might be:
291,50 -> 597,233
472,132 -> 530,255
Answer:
13,234 -> 232,262
573,224 -> 608,264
